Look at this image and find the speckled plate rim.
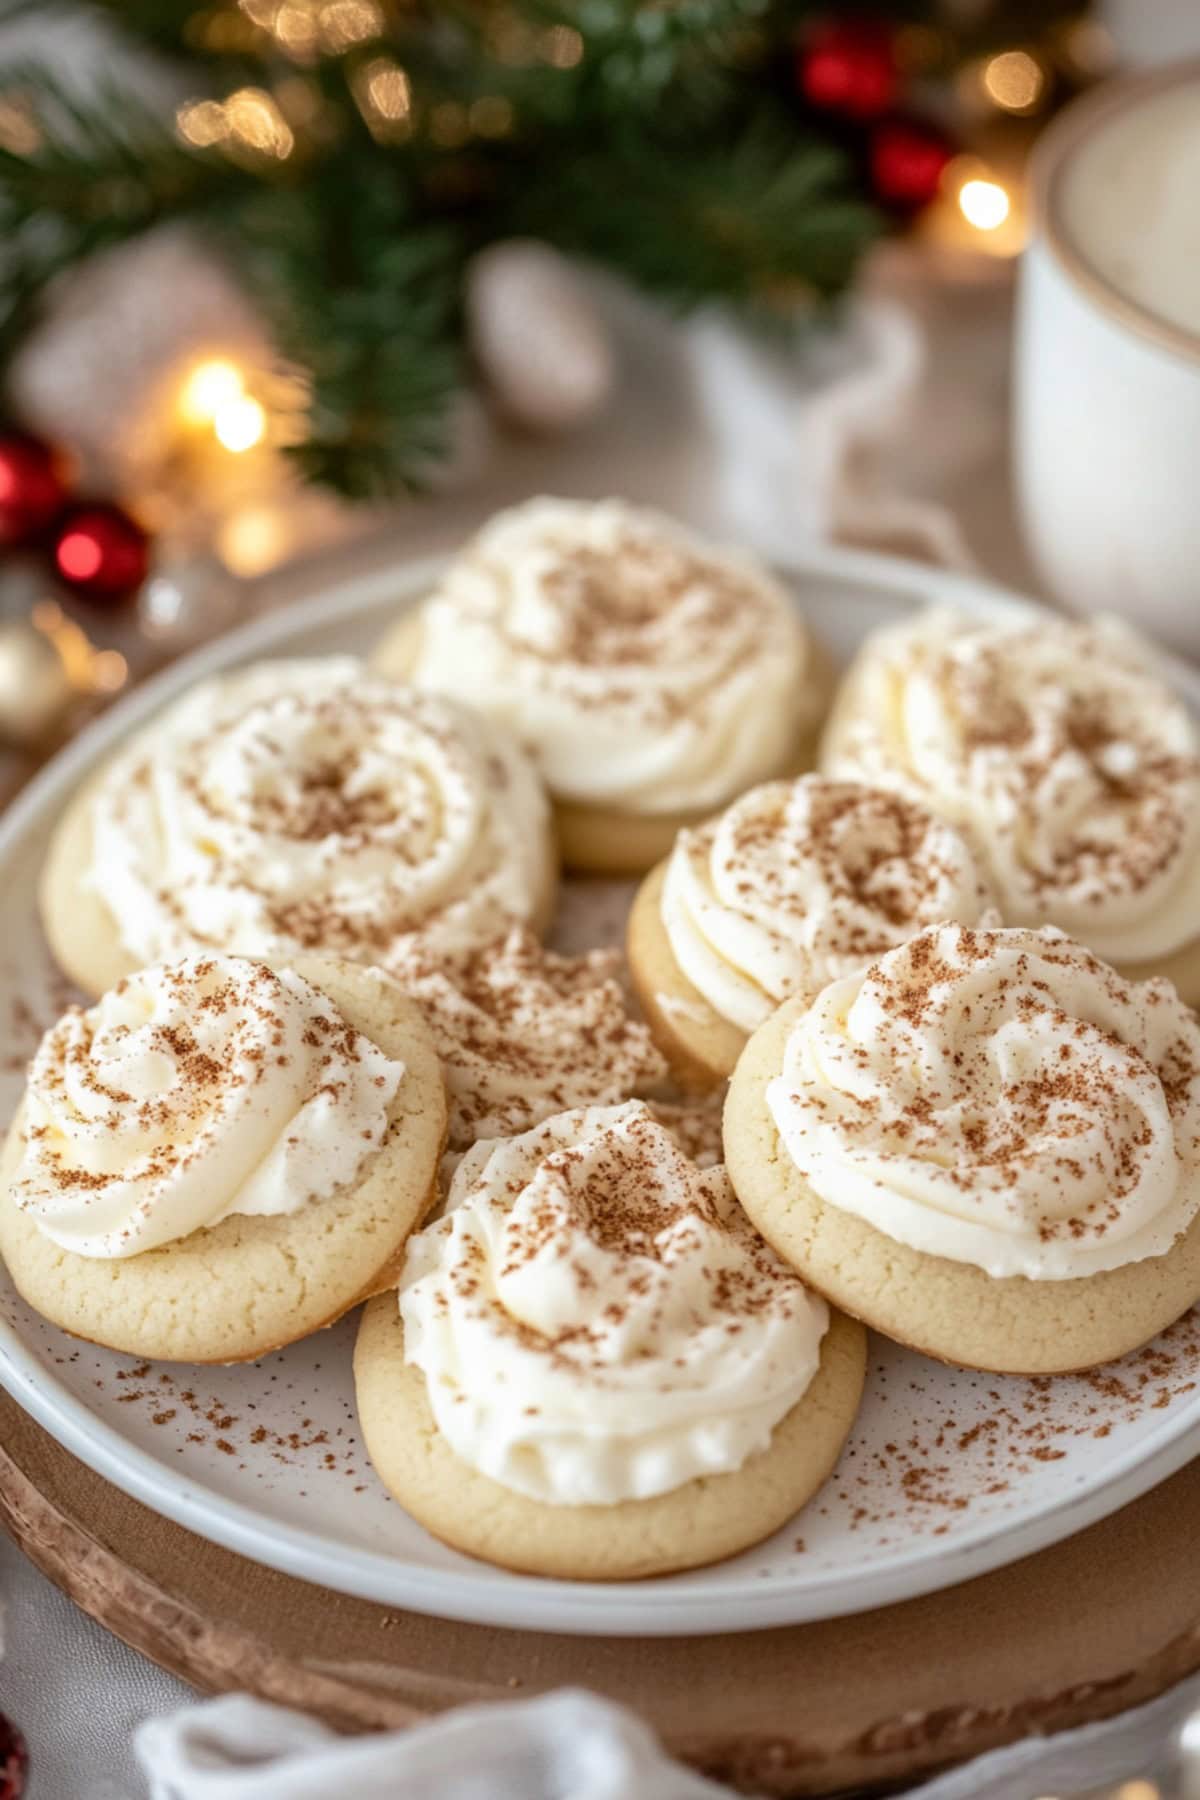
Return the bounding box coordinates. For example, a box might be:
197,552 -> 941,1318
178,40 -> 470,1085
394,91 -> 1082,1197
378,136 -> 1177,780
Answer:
1,538 -> 1199,1637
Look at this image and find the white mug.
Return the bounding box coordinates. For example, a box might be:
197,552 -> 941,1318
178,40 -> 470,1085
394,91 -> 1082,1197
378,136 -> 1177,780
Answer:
1014,61 -> 1200,658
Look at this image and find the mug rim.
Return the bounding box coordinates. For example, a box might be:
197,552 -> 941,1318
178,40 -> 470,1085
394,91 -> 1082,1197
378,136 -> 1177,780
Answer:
1031,58 -> 1200,366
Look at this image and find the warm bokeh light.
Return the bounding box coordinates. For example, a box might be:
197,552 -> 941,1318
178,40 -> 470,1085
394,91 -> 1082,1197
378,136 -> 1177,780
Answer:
224,87 -> 294,159
542,24 -> 583,69
364,59 -> 411,122
176,98 -> 228,147
319,0 -> 382,52
958,176 -> 1010,232
177,87 -> 294,158
470,95 -> 515,139
274,3 -> 319,58
982,49 -> 1044,114
178,358 -> 246,426
0,96 -> 40,155
213,393 -> 267,453
218,504 -> 291,575
93,649 -> 129,693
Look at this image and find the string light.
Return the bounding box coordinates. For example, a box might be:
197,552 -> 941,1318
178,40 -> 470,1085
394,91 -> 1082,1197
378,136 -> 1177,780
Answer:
178,359 -> 245,426
176,98 -> 228,147
176,358 -> 268,453
958,175 -> 1010,231
318,0 -> 382,52
225,87 -> 294,157
274,3 -> 319,58
982,48 -> 1044,115
213,393 -> 267,453
354,57 -> 413,138
176,88 -> 294,158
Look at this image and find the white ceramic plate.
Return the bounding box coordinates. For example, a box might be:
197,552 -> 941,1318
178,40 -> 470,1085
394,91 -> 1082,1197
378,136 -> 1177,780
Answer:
2,542 -> 1200,1638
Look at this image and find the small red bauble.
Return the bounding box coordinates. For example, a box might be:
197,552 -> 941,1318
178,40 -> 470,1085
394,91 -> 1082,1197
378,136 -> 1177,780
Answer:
0,433 -> 67,546
53,503 -> 149,603
798,18 -> 896,122
0,1710 -> 28,1800
870,120 -> 953,209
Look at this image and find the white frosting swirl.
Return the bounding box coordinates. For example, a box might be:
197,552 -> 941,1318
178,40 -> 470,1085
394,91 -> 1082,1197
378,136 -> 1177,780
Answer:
11,956 -> 404,1259
398,928 -> 666,1153
767,923 -> 1200,1280
662,776 -> 993,1032
822,607 -> 1200,962
405,497 -> 818,815
399,1101 -> 827,1504
87,659 -> 550,968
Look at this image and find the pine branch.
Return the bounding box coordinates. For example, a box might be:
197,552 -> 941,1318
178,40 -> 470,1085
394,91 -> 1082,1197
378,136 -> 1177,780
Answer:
0,64 -> 253,355
515,116 -> 879,309
229,167 -> 467,497
0,1 -> 886,496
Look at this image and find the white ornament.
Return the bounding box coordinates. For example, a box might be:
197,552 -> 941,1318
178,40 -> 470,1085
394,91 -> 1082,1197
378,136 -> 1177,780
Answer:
467,240 -> 615,434
139,554 -> 243,649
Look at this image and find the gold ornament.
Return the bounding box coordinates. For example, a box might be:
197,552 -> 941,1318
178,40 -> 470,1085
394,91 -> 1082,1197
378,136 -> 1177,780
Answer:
0,616 -> 75,749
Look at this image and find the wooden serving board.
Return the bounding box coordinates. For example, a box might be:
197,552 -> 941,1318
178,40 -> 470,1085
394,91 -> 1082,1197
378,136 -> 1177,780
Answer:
3,1394 -> 1200,1795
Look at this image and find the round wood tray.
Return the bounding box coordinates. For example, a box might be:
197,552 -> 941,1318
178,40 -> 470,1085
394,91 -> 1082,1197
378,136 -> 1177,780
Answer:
3,1393 -> 1200,1796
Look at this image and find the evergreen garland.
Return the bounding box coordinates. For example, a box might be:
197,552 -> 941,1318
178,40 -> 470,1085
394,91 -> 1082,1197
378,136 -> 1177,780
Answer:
0,0 -> 887,496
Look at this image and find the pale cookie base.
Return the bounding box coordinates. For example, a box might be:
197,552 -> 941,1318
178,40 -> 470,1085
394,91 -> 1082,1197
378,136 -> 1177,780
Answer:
38,759 -> 559,1003
724,994 -> 1200,1375
353,1296 -> 866,1581
626,860 -> 747,1088
372,610 -> 833,877
0,957 -> 448,1364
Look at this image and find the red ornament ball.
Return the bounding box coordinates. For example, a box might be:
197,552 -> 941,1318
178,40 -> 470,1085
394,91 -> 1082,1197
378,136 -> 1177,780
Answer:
798,18 -> 896,122
53,503 -> 149,603
0,1710 -> 28,1800
870,120 -> 953,209
0,434 -> 67,546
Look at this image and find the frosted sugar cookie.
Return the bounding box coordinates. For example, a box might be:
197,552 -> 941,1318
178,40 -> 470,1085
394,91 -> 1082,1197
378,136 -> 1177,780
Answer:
725,921 -> 1200,1373
822,607 -> 1200,1001
355,1101 -> 865,1579
397,926 -> 668,1155
40,657 -> 555,998
372,498 -> 829,874
628,775 -> 994,1085
0,954 -> 446,1362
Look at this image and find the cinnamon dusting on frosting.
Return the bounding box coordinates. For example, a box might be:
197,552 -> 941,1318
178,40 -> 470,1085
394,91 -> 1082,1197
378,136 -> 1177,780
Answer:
767,921 -> 1200,1279
823,608 -> 1200,962
406,497 -> 815,816
87,659 -> 550,968
399,1100 -> 828,1504
398,928 -> 667,1152
661,775 -> 992,1032
13,955 -> 404,1258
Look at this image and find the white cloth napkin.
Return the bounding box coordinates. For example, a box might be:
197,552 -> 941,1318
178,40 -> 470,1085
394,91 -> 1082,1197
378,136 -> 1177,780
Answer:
136,1676 -> 1200,1800
136,1690 -> 733,1800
